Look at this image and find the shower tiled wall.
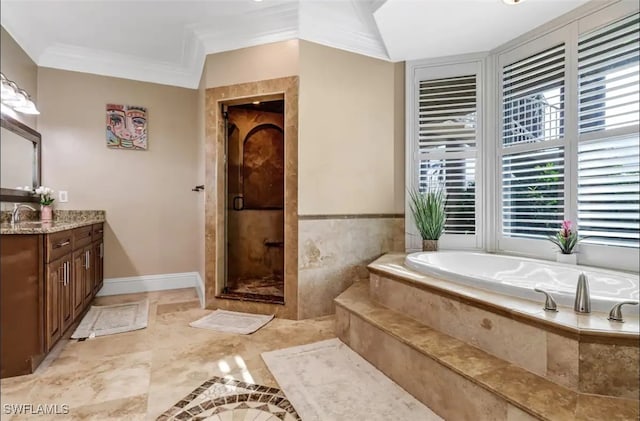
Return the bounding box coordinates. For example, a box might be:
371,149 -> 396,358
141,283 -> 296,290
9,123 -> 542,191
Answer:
297,216 -> 404,319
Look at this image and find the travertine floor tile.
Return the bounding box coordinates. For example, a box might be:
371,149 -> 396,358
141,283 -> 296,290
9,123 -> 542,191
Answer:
1,288 -> 335,421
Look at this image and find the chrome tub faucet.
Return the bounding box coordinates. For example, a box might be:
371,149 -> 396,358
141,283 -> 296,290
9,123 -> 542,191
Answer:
534,288 -> 558,312
608,301 -> 639,323
574,272 -> 591,314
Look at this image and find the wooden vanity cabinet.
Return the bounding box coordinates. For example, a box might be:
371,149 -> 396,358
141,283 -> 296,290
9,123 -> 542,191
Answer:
45,254 -> 72,350
92,224 -> 104,295
0,235 -> 45,378
72,248 -> 86,319
44,223 -> 104,351
44,230 -> 74,349
2,222 -> 105,377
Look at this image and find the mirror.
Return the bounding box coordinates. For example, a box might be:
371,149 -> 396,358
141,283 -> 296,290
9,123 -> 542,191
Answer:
0,113 -> 41,202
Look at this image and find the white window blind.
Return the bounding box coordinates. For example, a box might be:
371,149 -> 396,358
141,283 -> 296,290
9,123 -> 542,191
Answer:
578,13 -> 640,248
578,135 -> 639,247
502,44 -> 565,147
418,75 -> 477,234
578,13 -> 639,133
501,44 -> 566,239
502,148 -> 565,238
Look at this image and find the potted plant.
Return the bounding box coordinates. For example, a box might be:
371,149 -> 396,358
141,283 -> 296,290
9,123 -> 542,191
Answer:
548,220 -> 580,264
408,187 -> 446,252
35,186 -> 55,221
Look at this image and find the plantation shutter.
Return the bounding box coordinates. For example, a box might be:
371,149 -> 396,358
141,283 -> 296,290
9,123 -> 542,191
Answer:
577,13 -> 640,248
501,44 -> 566,239
502,44 -> 565,146
417,75 -> 477,234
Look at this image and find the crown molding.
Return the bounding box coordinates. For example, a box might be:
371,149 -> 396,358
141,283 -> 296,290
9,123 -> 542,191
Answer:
299,0 -> 390,60
38,43 -> 202,88
18,0 -> 390,89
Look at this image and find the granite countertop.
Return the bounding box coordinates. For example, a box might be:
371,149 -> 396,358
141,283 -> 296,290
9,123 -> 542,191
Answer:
0,210 -> 105,235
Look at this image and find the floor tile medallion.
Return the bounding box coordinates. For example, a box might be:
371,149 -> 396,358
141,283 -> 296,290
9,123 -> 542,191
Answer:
157,376 -> 300,421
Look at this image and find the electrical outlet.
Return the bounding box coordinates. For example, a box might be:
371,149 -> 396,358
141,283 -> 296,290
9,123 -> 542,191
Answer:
59,191 -> 68,203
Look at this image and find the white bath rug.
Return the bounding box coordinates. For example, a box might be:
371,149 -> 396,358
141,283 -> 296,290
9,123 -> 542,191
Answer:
261,338 -> 442,421
189,310 -> 274,335
71,299 -> 149,339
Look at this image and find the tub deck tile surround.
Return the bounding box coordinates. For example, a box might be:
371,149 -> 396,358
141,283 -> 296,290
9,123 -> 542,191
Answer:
368,253 -> 640,342
365,253 -> 640,400
335,282 -> 640,421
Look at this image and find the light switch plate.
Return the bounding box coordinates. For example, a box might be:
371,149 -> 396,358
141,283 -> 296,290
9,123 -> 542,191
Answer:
59,191 -> 68,203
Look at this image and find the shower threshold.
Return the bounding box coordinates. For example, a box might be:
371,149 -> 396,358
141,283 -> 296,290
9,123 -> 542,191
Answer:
217,290 -> 285,305
219,276 -> 285,304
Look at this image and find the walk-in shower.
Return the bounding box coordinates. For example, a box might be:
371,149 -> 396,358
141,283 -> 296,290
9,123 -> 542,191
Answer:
222,99 -> 285,304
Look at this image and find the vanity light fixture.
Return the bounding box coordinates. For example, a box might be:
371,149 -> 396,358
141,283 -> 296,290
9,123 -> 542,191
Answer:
0,72 -> 40,115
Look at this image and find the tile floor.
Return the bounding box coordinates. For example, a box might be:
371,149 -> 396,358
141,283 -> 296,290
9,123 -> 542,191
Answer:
0,289 -> 335,420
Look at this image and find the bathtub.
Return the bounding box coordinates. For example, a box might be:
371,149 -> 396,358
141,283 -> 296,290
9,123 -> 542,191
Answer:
405,251 -> 639,314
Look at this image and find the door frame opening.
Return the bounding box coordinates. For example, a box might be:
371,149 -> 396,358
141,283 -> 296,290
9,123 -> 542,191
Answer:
204,76 -> 299,319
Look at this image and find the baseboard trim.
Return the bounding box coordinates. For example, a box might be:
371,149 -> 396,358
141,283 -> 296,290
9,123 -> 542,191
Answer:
97,272 -> 205,308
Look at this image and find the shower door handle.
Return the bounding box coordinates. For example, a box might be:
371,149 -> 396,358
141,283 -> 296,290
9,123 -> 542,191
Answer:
233,196 -> 244,211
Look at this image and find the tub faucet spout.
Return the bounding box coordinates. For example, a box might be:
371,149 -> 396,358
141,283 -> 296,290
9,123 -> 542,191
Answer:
574,272 -> 591,314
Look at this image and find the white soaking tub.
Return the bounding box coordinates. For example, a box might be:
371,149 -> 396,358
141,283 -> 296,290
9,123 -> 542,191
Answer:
405,251 -> 639,313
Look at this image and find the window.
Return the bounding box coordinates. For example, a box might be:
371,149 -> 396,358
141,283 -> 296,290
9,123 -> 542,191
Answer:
407,61 -> 482,250
500,44 -> 566,239
418,75 -> 477,235
577,13 -> 640,248
406,5 -> 639,270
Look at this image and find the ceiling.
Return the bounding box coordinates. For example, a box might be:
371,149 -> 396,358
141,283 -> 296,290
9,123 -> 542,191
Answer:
1,0 -> 592,89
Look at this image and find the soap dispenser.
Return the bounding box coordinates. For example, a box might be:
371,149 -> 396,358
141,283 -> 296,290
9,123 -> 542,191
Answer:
574,272 -> 591,313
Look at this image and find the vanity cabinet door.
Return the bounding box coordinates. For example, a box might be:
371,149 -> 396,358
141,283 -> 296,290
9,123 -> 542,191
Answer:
72,249 -> 85,320
93,240 -> 104,295
45,259 -> 63,350
60,254 -> 73,332
83,246 -> 93,302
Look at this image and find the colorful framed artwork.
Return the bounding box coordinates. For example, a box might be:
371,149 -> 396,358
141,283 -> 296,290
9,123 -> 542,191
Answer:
106,104 -> 148,150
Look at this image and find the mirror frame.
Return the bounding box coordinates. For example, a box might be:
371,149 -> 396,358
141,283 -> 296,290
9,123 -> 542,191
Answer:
0,113 -> 41,203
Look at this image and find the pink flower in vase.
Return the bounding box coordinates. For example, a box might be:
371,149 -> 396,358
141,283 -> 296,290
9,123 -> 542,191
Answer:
549,220 -> 580,254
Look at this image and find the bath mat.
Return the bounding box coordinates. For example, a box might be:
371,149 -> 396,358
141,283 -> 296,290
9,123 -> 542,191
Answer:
70,299 -> 149,339
189,310 -> 274,334
261,338 -> 442,421
157,375 -> 299,420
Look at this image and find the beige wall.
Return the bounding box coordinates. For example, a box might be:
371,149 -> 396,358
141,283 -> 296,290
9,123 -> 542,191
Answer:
203,40 -> 299,88
298,41 -> 405,215
0,27 -> 38,128
196,73 -> 206,283
202,39 -> 405,216
37,68 -> 199,279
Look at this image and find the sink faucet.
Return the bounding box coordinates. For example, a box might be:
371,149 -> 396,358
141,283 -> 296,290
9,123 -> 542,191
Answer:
11,203 -> 36,224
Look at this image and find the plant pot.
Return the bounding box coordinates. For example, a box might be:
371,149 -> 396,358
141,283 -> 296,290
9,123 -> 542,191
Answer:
40,205 -> 53,221
422,240 -> 438,252
556,252 -> 577,265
